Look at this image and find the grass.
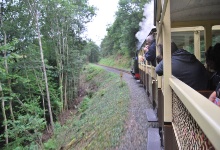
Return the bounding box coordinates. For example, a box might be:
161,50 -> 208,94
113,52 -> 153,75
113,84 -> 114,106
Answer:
99,55 -> 132,71
44,64 -> 130,150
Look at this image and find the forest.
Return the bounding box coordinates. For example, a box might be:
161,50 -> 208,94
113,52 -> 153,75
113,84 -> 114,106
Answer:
0,0 -> 149,149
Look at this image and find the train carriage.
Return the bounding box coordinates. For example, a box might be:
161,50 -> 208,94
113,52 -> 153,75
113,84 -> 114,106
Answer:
137,0 -> 220,149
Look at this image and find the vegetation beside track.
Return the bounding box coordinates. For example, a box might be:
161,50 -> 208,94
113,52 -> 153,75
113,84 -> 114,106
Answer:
44,64 -> 130,149
98,55 -> 132,71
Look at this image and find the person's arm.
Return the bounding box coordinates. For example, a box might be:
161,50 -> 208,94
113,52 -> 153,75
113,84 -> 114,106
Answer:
155,61 -> 164,76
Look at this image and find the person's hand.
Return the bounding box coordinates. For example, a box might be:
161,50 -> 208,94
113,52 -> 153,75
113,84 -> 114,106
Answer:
143,45 -> 149,53
209,91 -> 220,107
216,98 -> 220,107
209,91 -> 216,103
139,56 -> 144,62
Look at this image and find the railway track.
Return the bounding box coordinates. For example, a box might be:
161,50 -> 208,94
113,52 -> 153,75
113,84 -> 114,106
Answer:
96,63 -> 131,74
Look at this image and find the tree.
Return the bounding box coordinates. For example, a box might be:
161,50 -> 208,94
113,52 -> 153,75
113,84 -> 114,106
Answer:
0,0 -> 96,148
100,0 -> 149,57
28,0 -> 55,131
42,0 -> 96,111
83,41 -> 100,63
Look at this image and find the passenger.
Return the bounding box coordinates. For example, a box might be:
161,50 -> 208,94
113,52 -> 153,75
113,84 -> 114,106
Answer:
208,82 -> 220,107
205,43 -> 220,90
138,44 -> 148,63
155,42 -> 209,90
145,35 -> 156,66
140,44 -> 148,63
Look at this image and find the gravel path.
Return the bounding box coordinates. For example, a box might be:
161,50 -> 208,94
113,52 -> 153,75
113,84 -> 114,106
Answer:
99,65 -> 156,150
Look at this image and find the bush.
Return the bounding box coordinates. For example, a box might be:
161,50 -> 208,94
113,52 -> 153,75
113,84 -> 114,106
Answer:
79,97 -> 90,113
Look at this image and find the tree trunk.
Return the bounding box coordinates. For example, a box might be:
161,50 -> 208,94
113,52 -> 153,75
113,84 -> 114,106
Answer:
56,19 -> 64,112
3,31 -> 15,122
35,11 -> 54,131
64,74 -> 68,110
33,69 -> 46,121
62,29 -> 68,110
1,2 -> 8,145
1,83 -> 8,145
65,32 -> 69,109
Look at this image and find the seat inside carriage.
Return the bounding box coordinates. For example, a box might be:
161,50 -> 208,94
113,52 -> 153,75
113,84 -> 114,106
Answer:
137,0 -> 220,149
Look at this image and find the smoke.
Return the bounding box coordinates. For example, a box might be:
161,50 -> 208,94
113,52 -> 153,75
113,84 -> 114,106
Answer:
135,0 -> 155,50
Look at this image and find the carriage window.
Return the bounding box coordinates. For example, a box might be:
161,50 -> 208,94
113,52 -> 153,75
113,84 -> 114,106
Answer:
212,25 -> 220,45
171,31 -> 194,53
171,27 -> 206,64
199,30 -> 205,64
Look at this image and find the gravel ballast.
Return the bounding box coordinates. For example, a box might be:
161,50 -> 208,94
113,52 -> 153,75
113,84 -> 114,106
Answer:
99,65 -> 157,150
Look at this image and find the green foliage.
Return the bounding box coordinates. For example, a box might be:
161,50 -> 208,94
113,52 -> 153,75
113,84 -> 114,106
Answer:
86,89 -> 94,98
79,96 -> 90,113
6,143 -> 38,150
43,123 -> 68,150
18,97 -> 44,116
85,64 -> 104,81
44,139 -> 57,150
5,114 -> 45,149
99,56 -> 116,66
100,0 -> 148,58
0,0 -> 97,148
99,55 -> 131,70
97,89 -> 106,97
83,41 -> 100,63
0,39 -> 19,52
119,80 -> 126,88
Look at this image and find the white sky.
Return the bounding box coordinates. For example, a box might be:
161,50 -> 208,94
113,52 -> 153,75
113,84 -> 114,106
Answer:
85,0 -> 119,46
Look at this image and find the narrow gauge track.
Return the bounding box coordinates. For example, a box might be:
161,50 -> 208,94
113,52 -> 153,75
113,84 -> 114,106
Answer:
96,64 -> 131,74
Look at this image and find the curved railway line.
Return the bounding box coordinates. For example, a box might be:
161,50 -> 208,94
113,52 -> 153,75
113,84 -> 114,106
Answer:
96,63 -> 161,150
96,64 -> 131,74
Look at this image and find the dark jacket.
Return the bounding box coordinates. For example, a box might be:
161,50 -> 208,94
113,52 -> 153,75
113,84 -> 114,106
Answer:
145,39 -> 156,66
155,49 -> 209,90
208,71 -> 220,90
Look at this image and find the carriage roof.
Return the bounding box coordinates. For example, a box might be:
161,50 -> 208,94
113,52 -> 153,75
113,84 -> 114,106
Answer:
168,0 -> 220,27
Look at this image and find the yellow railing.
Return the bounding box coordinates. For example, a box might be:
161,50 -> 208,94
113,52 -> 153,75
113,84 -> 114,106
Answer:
169,77 -> 220,149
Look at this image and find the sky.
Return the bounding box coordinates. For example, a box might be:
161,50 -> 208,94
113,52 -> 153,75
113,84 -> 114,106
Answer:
85,0 -> 119,46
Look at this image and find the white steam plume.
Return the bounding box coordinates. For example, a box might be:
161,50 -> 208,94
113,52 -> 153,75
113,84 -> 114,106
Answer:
135,0 -> 155,50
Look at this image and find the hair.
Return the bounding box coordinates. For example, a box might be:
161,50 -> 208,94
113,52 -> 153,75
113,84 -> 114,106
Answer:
205,43 -> 220,71
205,46 -> 215,70
156,44 -> 163,63
171,42 -> 178,54
156,42 -> 178,54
